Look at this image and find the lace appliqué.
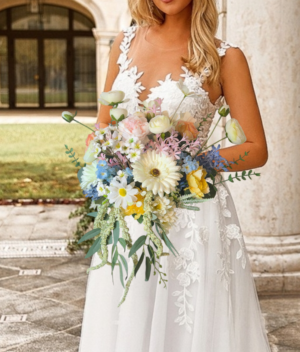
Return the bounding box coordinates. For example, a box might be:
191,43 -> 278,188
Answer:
114,26 -> 146,112
214,184 -> 247,291
171,209 -> 209,333
217,41 -> 239,57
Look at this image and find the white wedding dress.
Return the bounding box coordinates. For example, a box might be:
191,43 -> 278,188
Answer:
79,25 -> 271,352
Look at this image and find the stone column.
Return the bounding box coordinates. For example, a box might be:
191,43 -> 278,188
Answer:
225,0 -> 300,293
92,29 -> 119,110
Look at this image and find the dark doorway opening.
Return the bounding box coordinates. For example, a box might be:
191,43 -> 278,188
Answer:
0,5 -> 97,109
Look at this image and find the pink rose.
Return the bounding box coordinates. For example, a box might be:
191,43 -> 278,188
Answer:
175,121 -> 198,140
118,116 -> 150,143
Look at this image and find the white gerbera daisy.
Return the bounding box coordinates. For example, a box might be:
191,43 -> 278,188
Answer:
107,178 -> 138,209
80,160 -> 98,190
132,150 -> 181,197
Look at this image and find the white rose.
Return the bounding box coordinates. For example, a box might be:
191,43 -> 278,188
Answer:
83,141 -> 97,163
110,108 -> 128,121
143,100 -> 155,109
149,114 -> 172,134
225,118 -> 247,145
99,90 -> 125,105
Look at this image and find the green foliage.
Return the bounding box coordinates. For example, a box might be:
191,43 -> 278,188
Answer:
134,252 -> 145,276
227,170 -> 260,183
66,199 -> 94,254
65,145 -> 82,167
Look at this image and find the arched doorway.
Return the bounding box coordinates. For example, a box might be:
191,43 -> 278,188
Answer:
0,4 -> 96,109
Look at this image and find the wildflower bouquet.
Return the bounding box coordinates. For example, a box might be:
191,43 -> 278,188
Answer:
62,79 -> 260,307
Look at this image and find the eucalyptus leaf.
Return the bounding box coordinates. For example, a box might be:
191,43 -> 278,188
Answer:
147,245 -> 155,264
118,238 -> 127,251
84,237 -> 101,259
78,228 -> 101,244
134,252 -> 144,276
111,246 -> 119,272
145,256 -> 151,281
107,233 -> 113,244
113,221 -> 120,245
87,212 -> 98,218
128,235 -> 146,258
119,254 -> 128,278
118,259 -> 125,288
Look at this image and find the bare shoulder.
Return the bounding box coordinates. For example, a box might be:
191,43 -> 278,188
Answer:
110,30 -> 125,57
219,44 -> 251,84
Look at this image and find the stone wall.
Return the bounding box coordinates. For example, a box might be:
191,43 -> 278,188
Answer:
225,0 -> 300,294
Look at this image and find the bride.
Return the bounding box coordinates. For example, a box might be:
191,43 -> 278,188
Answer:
79,0 -> 271,351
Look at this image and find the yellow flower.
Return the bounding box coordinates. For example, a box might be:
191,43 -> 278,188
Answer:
123,192 -> 145,219
186,166 -> 210,198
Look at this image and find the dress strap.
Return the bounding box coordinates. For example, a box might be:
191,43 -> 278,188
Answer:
117,25 -> 138,72
217,41 -> 239,57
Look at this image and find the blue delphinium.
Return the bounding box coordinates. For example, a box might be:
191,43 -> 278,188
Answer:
196,144 -> 232,173
83,184 -> 100,201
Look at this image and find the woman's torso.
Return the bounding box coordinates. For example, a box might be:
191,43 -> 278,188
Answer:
111,24 -> 238,141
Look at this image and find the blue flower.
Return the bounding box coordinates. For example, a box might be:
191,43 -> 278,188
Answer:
98,160 -> 108,168
196,144 -> 232,173
179,174 -> 188,191
96,166 -> 111,180
181,159 -> 199,174
83,185 -> 100,201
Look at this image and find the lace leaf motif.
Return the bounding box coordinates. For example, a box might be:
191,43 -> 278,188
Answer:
171,209 -> 209,333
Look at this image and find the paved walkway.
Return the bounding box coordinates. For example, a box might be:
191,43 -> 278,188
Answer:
0,205 -> 299,351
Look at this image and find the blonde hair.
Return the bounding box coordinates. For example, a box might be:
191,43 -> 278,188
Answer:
128,0 -> 220,85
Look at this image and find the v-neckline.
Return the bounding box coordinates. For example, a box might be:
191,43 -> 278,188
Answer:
125,63 -> 224,108
117,25 -> 224,107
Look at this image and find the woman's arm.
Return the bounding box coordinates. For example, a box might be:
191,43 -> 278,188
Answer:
218,47 -> 268,172
96,31 -> 125,127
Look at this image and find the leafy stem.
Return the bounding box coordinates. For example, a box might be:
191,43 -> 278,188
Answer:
214,170 -> 261,185
73,119 -> 95,132
65,145 -> 82,167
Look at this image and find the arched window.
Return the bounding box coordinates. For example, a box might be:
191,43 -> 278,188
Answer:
0,5 -> 96,109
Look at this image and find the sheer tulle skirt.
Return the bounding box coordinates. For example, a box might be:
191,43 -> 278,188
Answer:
78,182 -> 271,352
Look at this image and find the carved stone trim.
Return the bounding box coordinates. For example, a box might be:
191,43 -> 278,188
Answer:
0,240 -> 84,258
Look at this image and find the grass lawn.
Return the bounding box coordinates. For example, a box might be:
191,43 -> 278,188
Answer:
0,124 -> 94,199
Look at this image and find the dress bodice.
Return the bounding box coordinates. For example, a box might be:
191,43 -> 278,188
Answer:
112,25 -> 239,140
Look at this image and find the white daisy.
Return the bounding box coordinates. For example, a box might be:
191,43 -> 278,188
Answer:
80,160 -> 98,190
102,139 -> 114,150
132,141 -> 144,151
132,150 -> 181,197
95,128 -> 108,140
116,170 -> 128,181
97,181 -> 108,196
128,150 -> 141,162
120,144 -> 130,154
107,178 -> 138,209
113,141 -> 123,152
